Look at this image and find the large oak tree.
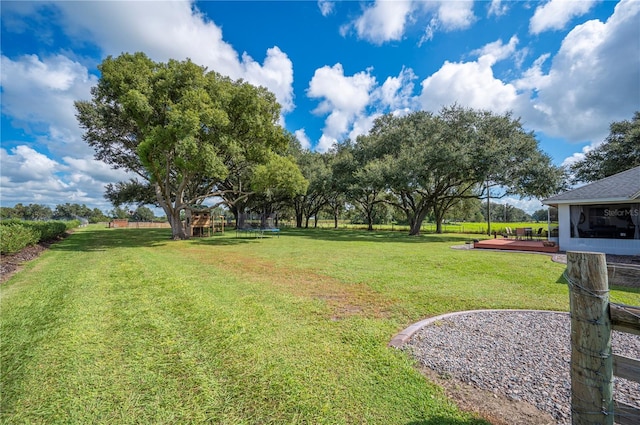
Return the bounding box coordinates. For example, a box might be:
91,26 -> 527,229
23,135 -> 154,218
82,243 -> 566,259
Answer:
570,111 -> 640,182
350,105 -> 566,235
76,53 -> 298,239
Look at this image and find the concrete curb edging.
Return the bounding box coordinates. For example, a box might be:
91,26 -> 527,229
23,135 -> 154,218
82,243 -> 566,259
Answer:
388,309 -> 569,348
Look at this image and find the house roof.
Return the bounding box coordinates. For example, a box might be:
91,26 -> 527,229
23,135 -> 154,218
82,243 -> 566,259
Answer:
543,166 -> 640,205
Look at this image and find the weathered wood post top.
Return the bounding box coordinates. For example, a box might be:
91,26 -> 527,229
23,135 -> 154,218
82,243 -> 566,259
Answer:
566,251 -> 613,425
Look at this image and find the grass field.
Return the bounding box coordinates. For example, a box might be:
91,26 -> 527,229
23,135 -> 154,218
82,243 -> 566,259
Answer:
293,220 -> 551,236
1,226 -> 637,424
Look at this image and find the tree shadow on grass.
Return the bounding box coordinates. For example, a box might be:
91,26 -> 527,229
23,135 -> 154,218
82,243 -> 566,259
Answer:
274,228 -> 474,244
51,228 -> 173,252
191,234 -> 276,247
52,226 -> 479,253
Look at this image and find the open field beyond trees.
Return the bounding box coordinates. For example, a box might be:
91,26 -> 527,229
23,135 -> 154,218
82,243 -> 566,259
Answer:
305,220 -> 547,235
2,226 -> 638,424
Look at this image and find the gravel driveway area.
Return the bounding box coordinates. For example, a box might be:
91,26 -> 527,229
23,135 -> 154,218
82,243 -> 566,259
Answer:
401,310 -> 640,424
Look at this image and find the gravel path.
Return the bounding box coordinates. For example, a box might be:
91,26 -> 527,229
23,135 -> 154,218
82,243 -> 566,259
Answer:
401,310 -> 640,424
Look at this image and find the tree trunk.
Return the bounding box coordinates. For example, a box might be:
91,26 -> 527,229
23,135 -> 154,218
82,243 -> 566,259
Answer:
408,220 -> 421,236
157,185 -> 188,240
366,209 -> 374,231
228,205 -> 239,228
296,213 -> 303,228
260,209 -> 267,228
409,208 -> 430,236
333,210 -> 339,229
294,199 -> 304,228
167,209 -> 188,240
408,211 -> 420,236
185,209 -> 193,238
434,208 -> 444,234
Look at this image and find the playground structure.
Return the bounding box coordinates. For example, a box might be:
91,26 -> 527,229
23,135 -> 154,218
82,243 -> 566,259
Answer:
186,210 -> 225,237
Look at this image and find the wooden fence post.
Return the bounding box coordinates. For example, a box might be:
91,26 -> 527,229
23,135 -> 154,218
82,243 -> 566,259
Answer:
566,251 -> 614,425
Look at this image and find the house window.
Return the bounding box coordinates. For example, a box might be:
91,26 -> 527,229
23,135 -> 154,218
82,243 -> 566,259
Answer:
570,204 -> 640,239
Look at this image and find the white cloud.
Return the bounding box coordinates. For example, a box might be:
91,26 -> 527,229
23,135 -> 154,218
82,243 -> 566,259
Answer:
348,113 -> 382,142
493,197 -> 546,215
346,0 -> 413,44
418,37 -> 520,113
307,65 -> 422,151
0,0 -> 296,210
431,0 -> 476,31
561,148 -> 588,168
53,1 -> 295,113
241,47 -> 295,113
517,0 -> 640,143
294,129 -> 312,151
471,35 -> 519,65
373,67 -> 418,111
0,52 -> 134,209
515,53 -> 551,94
344,0 -> 476,45
308,63 -> 375,115
0,146 -> 134,209
530,0 -> 598,34
316,134 -> 337,153
62,157 -> 134,184
318,0 -> 335,17
418,0 -> 639,152
488,0 -> 509,18
1,146 -> 61,184
418,1 -> 476,45
0,54 -> 97,156
56,1 -> 240,77
307,64 -> 377,149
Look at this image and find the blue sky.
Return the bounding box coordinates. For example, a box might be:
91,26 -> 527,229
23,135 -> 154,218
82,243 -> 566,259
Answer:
1,0 -> 639,214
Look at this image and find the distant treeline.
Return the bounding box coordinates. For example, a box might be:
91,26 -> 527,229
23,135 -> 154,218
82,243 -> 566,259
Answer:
0,203 -> 166,223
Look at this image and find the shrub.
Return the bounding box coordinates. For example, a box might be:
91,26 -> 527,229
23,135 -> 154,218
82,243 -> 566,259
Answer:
0,224 -> 40,254
65,219 -> 81,230
22,221 -> 67,241
0,220 -> 79,251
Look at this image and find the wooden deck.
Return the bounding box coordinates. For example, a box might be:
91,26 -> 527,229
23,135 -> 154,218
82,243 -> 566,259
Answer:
473,238 -> 559,253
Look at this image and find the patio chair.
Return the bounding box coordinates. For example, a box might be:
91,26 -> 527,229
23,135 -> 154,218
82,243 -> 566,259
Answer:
515,227 -> 526,240
502,227 -> 513,238
535,227 -> 544,240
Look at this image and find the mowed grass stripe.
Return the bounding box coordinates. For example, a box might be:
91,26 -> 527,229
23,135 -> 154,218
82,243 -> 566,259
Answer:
2,227 -> 483,424
133,237 -> 465,424
189,230 -> 572,320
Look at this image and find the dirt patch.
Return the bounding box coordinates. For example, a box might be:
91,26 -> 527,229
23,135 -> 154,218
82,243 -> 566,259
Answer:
417,365 -> 556,425
1,243 -> 50,284
0,233 -> 71,285
207,252 -> 396,320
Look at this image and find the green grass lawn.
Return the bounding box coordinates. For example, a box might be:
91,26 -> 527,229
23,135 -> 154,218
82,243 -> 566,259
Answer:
2,226 -> 637,424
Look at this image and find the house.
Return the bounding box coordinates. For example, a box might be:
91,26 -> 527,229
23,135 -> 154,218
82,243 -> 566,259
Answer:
542,166 -> 640,256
